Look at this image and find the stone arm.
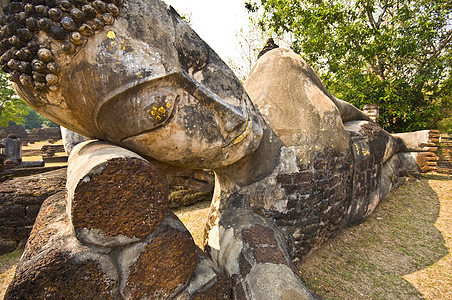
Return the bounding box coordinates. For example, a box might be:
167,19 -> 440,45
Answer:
333,97 -> 373,123
60,126 -> 89,155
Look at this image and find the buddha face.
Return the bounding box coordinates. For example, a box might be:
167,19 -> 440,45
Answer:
0,0 -> 263,168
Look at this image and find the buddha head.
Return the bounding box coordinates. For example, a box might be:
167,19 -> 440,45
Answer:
0,0 -> 263,168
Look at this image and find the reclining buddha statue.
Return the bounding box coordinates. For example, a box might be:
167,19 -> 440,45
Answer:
1,0 -> 439,299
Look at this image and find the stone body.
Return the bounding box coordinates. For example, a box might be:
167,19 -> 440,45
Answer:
1,0 -> 439,299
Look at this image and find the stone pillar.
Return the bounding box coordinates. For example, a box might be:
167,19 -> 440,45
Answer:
66,140 -> 169,246
1,135 -> 22,165
362,104 -> 380,123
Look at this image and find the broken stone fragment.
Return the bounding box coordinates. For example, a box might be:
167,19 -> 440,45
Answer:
120,213 -> 232,299
398,151 -> 440,175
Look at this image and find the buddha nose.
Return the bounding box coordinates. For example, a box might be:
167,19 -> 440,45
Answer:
191,83 -> 248,133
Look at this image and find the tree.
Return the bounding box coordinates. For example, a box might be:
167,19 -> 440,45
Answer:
245,0 -> 452,132
0,70 -> 28,128
227,17 -> 292,82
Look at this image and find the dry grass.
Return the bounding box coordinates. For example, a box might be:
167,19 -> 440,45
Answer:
0,248 -> 23,300
173,201 -> 211,248
173,175 -> 452,299
299,174 -> 452,299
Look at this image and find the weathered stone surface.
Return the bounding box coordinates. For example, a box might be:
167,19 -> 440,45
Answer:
6,189 -> 231,299
61,126 -> 89,155
6,249 -> 117,300
0,125 -> 28,140
0,0 -> 442,298
246,264 -> 313,300
207,208 -> 310,299
191,271 -> 231,299
124,225 -> 201,299
0,238 -> 17,254
0,168 -> 66,254
393,130 -> 440,152
150,159 -> 214,208
7,0 -> 263,170
244,48 -> 350,164
257,38 -> 279,59
242,225 -> 279,248
27,127 -> 62,143
5,192 -> 119,300
61,128 -> 215,208
437,134 -> 452,174
362,104 -> 380,123
67,140 -> 169,246
398,151 -> 439,174
1,136 -> 22,164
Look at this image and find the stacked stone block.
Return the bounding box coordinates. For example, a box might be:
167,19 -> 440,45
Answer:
0,168 -> 66,254
273,149 -> 353,261
5,141 -> 231,299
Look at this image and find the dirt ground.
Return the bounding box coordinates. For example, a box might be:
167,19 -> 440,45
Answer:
173,200 -> 210,248
1,174 -> 450,299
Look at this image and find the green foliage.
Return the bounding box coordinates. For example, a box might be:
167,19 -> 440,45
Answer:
23,108 -> 45,130
23,108 -> 58,130
0,71 -> 28,128
246,0 -> 452,132
437,117 -> 452,135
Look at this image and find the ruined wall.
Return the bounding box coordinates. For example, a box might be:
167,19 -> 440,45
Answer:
0,168 -> 66,254
28,127 -> 62,143
264,129 -> 387,263
0,125 -> 28,140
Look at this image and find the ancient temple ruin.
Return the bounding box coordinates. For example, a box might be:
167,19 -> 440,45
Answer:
0,0 -> 440,299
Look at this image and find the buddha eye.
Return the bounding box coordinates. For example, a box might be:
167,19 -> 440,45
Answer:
96,82 -> 181,142
144,94 -> 176,125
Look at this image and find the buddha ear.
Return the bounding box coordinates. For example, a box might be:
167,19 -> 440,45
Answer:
0,0 -> 10,16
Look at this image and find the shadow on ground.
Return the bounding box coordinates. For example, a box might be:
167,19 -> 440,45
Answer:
299,175 -> 451,300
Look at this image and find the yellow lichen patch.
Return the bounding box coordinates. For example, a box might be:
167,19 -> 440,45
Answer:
146,103 -> 170,123
107,31 -> 116,39
232,118 -> 252,146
